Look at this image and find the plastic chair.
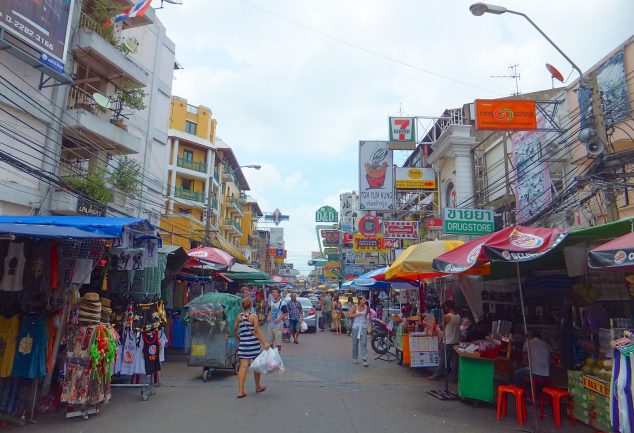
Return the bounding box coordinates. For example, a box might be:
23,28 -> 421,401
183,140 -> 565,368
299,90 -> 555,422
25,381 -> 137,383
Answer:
540,387 -> 574,427
523,376 -> 551,404
497,385 -> 527,426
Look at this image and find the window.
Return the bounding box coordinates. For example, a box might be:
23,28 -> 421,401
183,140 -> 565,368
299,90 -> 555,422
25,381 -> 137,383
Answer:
181,179 -> 192,190
183,150 -> 194,162
186,104 -> 198,114
178,208 -> 191,215
185,121 -> 197,135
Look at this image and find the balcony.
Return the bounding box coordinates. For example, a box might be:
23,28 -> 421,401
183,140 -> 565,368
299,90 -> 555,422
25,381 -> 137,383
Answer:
50,190 -> 107,216
213,169 -> 220,184
227,196 -> 244,216
224,219 -> 242,236
72,12 -> 148,86
212,198 -> 220,214
177,157 -> 208,174
62,86 -> 141,158
174,187 -> 205,203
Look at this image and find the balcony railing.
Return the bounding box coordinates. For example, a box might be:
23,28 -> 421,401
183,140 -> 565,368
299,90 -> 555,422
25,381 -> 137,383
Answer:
213,169 -> 220,183
227,196 -> 243,214
177,157 -> 207,173
174,187 -> 205,203
225,219 -> 242,235
67,85 -> 113,121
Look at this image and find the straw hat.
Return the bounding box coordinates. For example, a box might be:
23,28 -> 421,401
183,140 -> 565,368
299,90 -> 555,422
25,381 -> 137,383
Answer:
83,292 -> 99,302
100,298 -> 111,307
79,301 -> 101,313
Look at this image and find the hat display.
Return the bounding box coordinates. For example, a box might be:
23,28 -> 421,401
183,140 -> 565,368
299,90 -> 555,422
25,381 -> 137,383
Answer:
101,298 -> 111,308
83,292 -> 99,302
78,293 -> 102,324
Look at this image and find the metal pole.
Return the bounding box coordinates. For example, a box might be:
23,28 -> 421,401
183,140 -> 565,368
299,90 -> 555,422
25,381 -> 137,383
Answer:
516,262 -> 540,433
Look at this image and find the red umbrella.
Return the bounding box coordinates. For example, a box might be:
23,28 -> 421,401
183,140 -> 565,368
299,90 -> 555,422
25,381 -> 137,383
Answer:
588,231 -> 634,271
187,247 -> 235,267
271,275 -> 289,284
432,226 -> 569,274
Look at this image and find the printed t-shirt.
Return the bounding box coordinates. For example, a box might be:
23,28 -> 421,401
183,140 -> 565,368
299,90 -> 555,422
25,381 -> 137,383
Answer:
13,316 -> 48,378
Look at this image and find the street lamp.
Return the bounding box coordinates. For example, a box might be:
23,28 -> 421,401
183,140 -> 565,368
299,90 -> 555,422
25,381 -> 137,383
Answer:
204,164 -> 261,246
469,3 -> 583,78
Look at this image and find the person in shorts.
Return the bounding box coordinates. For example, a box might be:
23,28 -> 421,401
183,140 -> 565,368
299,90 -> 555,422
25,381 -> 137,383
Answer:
321,292 -> 333,331
286,293 -> 304,344
267,288 -> 288,352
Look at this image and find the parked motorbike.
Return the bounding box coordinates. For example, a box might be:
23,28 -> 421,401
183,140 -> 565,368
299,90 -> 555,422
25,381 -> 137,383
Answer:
370,318 -> 395,354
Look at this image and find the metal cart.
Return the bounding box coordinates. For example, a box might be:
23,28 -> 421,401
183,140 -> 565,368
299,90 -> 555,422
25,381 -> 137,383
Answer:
187,319 -> 239,381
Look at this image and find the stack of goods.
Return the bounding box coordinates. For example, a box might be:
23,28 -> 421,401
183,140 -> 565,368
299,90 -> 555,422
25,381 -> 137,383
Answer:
78,293 -> 101,325
101,298 -> 112,323
567,370 -> 610,432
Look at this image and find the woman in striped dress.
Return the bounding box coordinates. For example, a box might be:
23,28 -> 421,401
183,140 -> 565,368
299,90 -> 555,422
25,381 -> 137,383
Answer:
234,297 -> 270,398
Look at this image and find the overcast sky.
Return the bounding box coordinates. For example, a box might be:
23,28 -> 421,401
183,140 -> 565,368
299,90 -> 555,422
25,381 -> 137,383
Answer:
157,0 -> 634,276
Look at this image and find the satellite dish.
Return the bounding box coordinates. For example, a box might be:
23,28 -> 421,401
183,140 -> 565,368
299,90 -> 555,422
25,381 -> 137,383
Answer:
93,93 -> 111,110
121,37 -> 139,54
545,63 -> 565,83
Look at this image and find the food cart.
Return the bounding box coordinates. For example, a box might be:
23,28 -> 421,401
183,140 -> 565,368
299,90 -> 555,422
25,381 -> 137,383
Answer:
184,293 -> 242,381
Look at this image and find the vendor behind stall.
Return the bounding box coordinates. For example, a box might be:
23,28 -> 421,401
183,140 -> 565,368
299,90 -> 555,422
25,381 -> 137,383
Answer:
428,300 -> 461,382
513,330 -> 551,386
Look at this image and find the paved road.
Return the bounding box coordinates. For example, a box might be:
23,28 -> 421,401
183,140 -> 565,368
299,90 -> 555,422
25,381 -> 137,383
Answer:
29,329 -> 591,433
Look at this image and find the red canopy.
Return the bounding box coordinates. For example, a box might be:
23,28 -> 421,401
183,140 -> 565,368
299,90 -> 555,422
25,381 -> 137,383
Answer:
187,247 -> 235,267
271,275 -> 289,284
588,231 -> 634,271
432,226 -> 569,274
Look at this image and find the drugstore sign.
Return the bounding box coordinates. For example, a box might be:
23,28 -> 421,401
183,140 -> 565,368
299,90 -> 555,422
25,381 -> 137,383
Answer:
443,207 -> 494,236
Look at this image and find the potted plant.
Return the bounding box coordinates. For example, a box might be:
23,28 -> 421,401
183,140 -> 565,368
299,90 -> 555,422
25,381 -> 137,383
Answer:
110,82 -> 146,130
81,0 -> 120,45
109,157 -> 141,206
63,168 -> 114,204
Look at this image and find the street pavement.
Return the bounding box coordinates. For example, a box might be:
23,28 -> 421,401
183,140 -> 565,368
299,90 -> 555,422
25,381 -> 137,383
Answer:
28,328 -> 593,433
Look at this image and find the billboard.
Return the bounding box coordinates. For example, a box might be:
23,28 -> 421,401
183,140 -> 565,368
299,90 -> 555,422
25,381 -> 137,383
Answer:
359,141 -> 393,211
321,229 -> 340,247
340,192 -> 358,218
383,221 -> 419,239
269,227 -> 284,248
0,0 -> 75,63
474,99 -> 537,131
353,234 -> 387,253
596,48 -> 630,129
395,167 -> 436,190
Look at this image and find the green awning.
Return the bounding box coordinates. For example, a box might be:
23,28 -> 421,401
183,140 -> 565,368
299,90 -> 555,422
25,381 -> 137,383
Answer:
487,218 -> 634,279
251,280 -> 284,285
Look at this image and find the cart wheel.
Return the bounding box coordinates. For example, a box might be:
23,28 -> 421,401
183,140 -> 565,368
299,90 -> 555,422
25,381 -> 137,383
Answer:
202,369 -> 210,382
142,394 -> 149,401
396,349 -> 403,365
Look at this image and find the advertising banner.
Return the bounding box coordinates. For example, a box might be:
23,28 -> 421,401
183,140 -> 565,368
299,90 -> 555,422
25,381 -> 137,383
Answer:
353,234 -> 387,253
340,192 -> 358,217
383,238 -> 402,249
388,117 -> 416,150
596,48 -> 630,129
426,217 -> 443,231
395,167 -> 436,190
357,215 -> 381,237
269,227 -> 284,248
315,205 -> 338,223
342,232 -> 354,245
359,141 -> 393,211
321,229 -> 340,247
474,99 -> 537,131
0,0 -> 75,63
383,221 -> 419,239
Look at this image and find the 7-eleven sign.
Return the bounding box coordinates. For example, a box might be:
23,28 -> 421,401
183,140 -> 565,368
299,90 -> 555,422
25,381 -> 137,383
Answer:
389,117 -> 416,150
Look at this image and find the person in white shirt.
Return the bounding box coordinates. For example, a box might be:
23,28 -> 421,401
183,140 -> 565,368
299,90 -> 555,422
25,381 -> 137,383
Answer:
513,330 -> 551,387
428,300 -> 461,382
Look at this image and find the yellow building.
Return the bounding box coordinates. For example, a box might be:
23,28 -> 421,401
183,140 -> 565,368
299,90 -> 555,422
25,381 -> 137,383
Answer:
241,197 -> 263,265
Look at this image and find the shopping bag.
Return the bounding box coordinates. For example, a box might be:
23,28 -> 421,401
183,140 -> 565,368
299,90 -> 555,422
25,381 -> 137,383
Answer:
266,347 -> 285,374
250,349 -> 270,375
300,321 -> 308,333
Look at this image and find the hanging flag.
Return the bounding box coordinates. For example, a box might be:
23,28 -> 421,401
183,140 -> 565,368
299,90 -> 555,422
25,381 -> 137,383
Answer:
104,0 -> 153,27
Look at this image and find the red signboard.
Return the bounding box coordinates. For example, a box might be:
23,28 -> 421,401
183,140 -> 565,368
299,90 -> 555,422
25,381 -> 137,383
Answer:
383,238 -> 402,249
358,215 -> 381,237
474,99 -> 537,131
383,221 -> 418,239
342,232 -> 354,245
426,217 -> 443,231
321,229 -> 340,246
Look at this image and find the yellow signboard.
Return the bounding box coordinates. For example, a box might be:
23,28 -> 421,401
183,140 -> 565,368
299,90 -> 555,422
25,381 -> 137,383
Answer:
582,375 -> 610,398
395,167 -> 436,190
323,269 -> 339,279
191,344 -> 206,357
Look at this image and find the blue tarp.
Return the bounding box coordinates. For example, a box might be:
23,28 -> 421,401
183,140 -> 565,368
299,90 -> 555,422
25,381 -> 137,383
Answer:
0,216 -> 155,239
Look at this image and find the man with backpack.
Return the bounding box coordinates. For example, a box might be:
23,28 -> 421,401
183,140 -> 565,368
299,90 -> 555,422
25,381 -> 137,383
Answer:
267,288 -> 288,352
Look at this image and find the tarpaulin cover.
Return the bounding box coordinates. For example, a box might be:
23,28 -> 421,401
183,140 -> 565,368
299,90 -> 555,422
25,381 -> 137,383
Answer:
588,231 -> 634,271
386,240 -> 464,280
185,292 -> 242,336
433,226 -> 569,274
0,216 -> 154,238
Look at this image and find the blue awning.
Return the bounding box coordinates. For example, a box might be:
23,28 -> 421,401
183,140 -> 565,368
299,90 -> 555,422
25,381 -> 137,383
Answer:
0,216 -> 155,239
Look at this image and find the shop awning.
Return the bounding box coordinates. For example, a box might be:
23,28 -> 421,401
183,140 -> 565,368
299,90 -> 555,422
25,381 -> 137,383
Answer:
221,271 -> 269,281
228,263 -> 265,274
187,246 -> 235,267
0,216 -> 155,239
588,231 -> 634,271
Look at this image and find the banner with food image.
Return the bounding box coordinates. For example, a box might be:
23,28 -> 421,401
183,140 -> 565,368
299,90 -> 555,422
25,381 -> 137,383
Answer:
359,141 -> 393,211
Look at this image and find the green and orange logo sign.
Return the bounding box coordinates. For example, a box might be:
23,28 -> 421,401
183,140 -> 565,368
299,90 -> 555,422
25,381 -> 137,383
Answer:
474,99 -> 537,131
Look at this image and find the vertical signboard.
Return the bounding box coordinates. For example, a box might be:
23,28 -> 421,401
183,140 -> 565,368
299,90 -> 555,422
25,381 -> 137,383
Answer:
359,141 -> 393,211
269,227 -> 284,248
0,0 -> 75,64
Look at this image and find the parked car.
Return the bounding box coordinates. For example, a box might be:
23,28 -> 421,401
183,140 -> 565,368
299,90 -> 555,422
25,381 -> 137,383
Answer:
283,296 -> 317,332
308,294 -> 321,310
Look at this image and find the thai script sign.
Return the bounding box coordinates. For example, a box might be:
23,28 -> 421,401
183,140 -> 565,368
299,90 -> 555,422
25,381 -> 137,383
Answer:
442,208 -> 494,236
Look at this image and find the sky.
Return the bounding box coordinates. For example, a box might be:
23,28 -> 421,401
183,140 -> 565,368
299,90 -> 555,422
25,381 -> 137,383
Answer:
157,0 -> 634,276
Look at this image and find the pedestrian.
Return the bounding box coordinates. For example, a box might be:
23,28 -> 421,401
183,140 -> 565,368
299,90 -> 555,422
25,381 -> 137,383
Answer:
241,286 -> 255,314
428,300 -> 461,382
320,292 -> 333,331
234,297 -> 270,398
349,295 -> 370,367
266,288 -> 288,352
345,296 -> 354,336
286,293 -> 303,344
332,296 -> 342,335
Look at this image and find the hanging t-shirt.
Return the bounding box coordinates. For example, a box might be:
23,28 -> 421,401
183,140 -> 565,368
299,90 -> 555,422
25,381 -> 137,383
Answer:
159,328 -> 168,363
117,330 -> 145,376
142,331 -> 161,375
0,316 -> 19,377
12,316 -> 48,378
0,242 -> 25,292
22,240 -> 51,292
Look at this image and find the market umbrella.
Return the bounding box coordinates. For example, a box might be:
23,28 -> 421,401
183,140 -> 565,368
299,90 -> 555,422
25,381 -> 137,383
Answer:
432,225 -> 569,426
385,240 -> 465,281
187,246 -> 235,267
588,231 -> 634,271
271,275 -> 290,284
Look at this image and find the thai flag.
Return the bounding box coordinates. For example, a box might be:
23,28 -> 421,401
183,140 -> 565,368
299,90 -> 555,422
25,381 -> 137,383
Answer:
104,0 -> 153,27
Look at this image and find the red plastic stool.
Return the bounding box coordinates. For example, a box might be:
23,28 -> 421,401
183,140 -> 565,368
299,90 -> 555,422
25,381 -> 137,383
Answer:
540,387 -> 574,427
523,376 -> 551,404
497,385 -> 528,426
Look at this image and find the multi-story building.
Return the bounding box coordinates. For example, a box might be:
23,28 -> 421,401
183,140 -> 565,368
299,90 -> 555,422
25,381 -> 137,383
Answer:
0,1 -> 174,223
241,197 -> 263,267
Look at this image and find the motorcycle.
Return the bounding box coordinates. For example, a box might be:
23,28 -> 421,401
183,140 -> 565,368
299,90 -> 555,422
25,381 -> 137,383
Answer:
370,318 -> 395,355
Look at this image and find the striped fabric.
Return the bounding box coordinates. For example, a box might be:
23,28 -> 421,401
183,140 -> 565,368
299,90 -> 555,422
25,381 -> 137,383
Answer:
237,314 -> 261,360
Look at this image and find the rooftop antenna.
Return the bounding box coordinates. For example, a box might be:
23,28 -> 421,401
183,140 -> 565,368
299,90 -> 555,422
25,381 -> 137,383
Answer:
491,64 -> 521,96
157,0 -> 183,10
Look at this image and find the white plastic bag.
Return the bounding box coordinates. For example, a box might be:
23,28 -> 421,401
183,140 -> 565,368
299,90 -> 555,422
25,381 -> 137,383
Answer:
249,350 -> 270,375
300,321 -> 308,333
267,347 -> 285,374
